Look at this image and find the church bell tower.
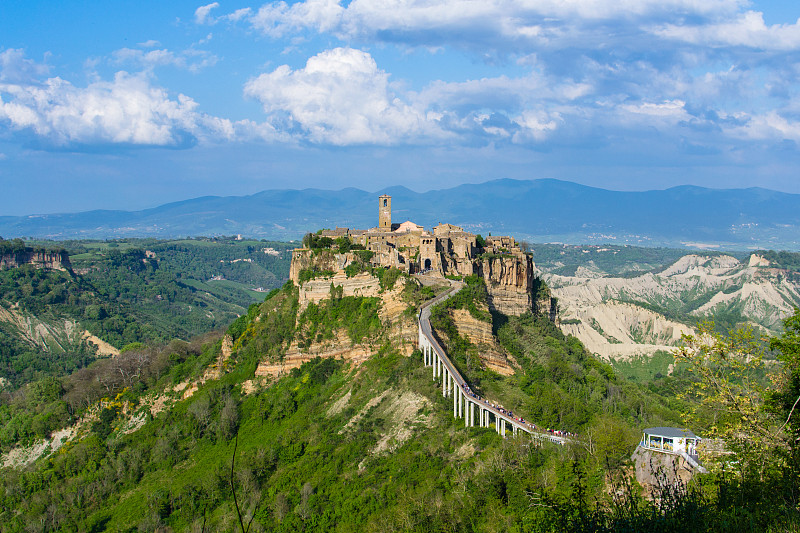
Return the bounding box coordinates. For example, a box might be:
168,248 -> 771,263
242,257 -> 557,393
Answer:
379,195 -> 391,230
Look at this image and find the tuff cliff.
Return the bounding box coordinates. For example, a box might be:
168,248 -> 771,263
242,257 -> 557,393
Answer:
0,251 -> 71,271
476,254 -> 555,317
631,447 -> 697,497
450,308 -> 516,375
290,246 -> 556,320
255,274 -> 418,378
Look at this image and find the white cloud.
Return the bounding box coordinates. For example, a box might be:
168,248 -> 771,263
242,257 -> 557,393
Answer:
244,0 -> 747,47
250,0 -> 344,37
727,111 -> 800,142
138,40 -> 161,48
112,47 -> 219,73
0,49 -> 50,84
653,11 -> 800,50
224,8 -> 253,22
195,2 -> 220,25
0,70 -> 234,148
244,47 -> 435,144
620,99 -> 689,119
512,110 -> 561,142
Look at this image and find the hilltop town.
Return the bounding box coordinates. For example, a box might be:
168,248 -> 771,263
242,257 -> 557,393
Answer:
289,195 -> 555,318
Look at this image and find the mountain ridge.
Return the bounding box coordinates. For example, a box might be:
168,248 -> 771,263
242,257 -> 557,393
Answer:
4,178 -> 800,249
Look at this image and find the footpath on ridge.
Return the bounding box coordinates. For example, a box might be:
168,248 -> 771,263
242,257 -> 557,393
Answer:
416,276 -> 569,445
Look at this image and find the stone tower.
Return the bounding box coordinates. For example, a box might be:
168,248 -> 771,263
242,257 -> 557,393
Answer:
379,195 -> 391,230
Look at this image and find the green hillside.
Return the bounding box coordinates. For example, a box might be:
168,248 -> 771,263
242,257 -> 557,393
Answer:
2,273 -> 797,531
0,237 -> 292,391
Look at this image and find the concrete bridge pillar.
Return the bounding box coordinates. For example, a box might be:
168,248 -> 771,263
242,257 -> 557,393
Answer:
502,419 -> 506,438
442,370 -> 447,397
453,386 -> 457,417
458,390 -> 463,418
469,402 -> 474,427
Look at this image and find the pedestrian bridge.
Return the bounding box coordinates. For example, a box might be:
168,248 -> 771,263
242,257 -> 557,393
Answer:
417,282 -> 568,445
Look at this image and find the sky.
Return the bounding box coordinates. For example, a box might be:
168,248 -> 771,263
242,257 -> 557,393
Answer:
1,0 -> 799,215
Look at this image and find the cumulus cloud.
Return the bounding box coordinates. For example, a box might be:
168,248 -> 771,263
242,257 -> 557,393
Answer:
244,47 -> 436,144
727,111 -> 800,142
0,56 -> 236,149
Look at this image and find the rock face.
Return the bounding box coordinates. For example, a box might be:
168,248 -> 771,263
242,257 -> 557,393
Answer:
546,253 -> 800,360
0,251 -> 71,271
452,309 -> 494,345
476,255 -> 538,316
631,447 -> 696,497
298,272 -> 381,310
558,302 -> 693,361
255,276 -> 418,378
450,308 -> 516,376
289,249 -> 342,283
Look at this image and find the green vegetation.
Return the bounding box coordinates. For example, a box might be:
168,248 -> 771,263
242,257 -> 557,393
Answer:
754,250 -> 800,271
0,237 -> 292,391
2,240 -> 799,531
296,295 -> 382,348
302,233 -> 333,250
611,351 -> 676,383
298,267 -> 335,284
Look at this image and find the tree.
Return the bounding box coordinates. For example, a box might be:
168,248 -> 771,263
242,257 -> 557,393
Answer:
674,318 -> 800,482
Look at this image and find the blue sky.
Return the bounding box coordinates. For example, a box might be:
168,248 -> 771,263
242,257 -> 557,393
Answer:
1,0 -> 799,215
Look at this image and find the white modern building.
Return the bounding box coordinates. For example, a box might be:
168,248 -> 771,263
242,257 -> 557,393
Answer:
640,427 -> 700,457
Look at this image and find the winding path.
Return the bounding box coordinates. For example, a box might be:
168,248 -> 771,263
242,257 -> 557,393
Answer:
417,280 -> 567,445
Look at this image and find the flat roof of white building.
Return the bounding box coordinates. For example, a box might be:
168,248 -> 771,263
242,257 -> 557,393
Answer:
643,427 -> 698,439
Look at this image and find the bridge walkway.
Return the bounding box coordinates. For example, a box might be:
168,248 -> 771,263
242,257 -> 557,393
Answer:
416,279 -> 567,445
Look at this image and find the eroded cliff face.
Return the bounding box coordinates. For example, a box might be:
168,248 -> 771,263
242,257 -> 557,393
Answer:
476,255 -> 538,316
255,273 -> 419,379
631,447 -> 696,498
298,272 -> 382,310
0,251 -> 71,271
290,246 -> 555,320
289,249 -> 343,283
450,308 -> 516,375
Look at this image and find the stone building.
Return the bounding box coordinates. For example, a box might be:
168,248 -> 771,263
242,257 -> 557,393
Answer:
303,195 -> 551,316
319,195 -> 493,277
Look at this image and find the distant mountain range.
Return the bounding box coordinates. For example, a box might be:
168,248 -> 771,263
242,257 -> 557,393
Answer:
4,179 -> 800,250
